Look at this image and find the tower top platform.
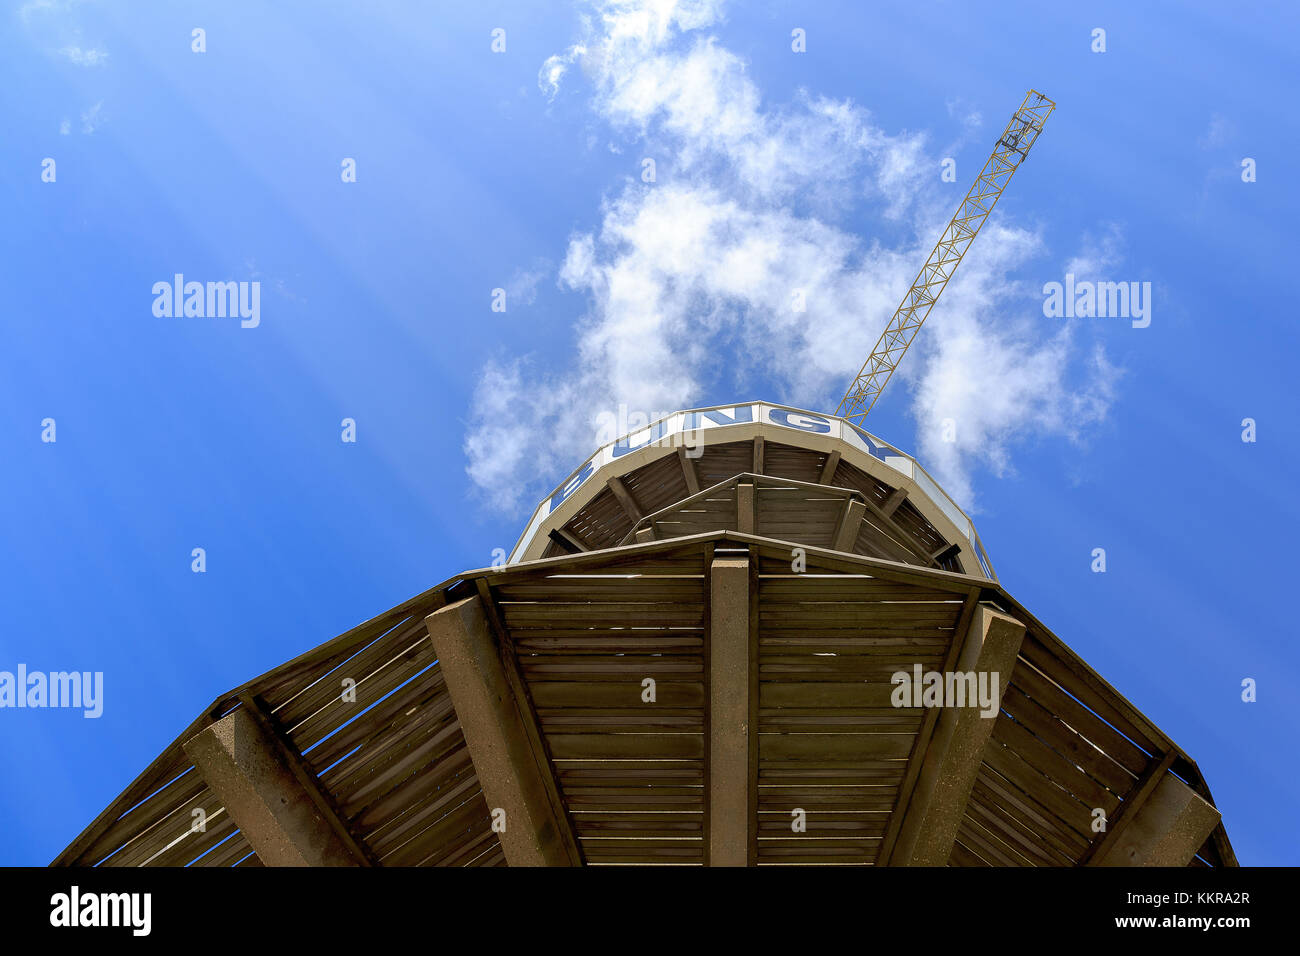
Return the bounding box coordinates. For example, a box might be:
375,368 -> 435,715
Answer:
511,400 -> 995,580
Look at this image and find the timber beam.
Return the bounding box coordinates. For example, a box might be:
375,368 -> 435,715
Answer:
548,527 -> 589,554
606,475 -> 642,523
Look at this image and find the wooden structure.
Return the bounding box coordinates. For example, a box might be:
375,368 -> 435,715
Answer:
54,407 -> 1234,867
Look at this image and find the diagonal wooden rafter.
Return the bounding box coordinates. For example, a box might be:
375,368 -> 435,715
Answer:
862,495 -> 954,570
614,473 -> 944,567
880,486 -> 909,517
677,445 -> 701,494
605,474 -> 642,523
817,449 -> 842,485
622,473 -> 861,544
548,527 -> 589,555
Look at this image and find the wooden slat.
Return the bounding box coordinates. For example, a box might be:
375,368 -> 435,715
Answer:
1001,683 -> 1135,794
761,734 -> 915,761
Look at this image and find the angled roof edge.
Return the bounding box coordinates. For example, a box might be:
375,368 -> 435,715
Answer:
56,530 -> 1230,866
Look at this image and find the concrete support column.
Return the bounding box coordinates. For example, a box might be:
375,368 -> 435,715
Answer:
1093,774 -> 1221,866
892,605 -> 1025,866
425,596 -> 580,867
708,555 -> 753,866
184,706 -> 368,867
736,483 -> 755,535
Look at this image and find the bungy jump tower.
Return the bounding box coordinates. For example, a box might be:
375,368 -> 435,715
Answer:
57,92 -> 1235,867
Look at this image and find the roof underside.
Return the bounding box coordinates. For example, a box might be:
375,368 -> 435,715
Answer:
56,533 -> 1235,868
537,438 -> 974,576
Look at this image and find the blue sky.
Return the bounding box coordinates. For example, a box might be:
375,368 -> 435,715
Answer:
1,0 -> 1297,866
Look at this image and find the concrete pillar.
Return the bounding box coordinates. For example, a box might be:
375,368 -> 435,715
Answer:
425,596 -> 579,866
184,707 -> 367,867
708,555 -> 752,866
736,483 -> 755,535
1094,774 -> 1221,866
892,605 -> 1025,865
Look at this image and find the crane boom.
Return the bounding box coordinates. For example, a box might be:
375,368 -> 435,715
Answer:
836,90 -> 1055,424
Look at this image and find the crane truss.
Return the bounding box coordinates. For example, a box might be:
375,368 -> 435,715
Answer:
837,90 -> 1055,424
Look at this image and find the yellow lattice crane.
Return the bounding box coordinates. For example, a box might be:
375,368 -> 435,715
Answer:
836,90 -> 1055,424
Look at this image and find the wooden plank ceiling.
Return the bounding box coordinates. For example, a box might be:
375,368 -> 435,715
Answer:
56,533 -> 1235,868
544,439 -> 966,575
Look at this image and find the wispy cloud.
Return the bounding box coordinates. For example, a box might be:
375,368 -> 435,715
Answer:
19,0 -> 58,20
20,0 -> 96,21
945,97 -> 983,129
18,0 -> 109,71
1198,112 -> 1235,150
59,44 -> 107,66
466,0 -> 1119,514
80,100 -> 104,134
1065,223 -> 1126,280
505,261 -> 551,308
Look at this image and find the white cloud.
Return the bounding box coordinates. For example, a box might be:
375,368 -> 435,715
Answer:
469,0 -> 1119,515
1065,223 -> 1125,280
1198,113 -> 1234,150
20,0 -> 96,21
80,100 -> 103,134
466,359 -> 586,511
539,44 -> 586,100
59,44 -> 107,66
946,97 -> 983,130
19,0 -> 58,20
903,221 -> 1121,504
18,0 -> 108,72
59,118 -> 71,135
505,261 -> 551,308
